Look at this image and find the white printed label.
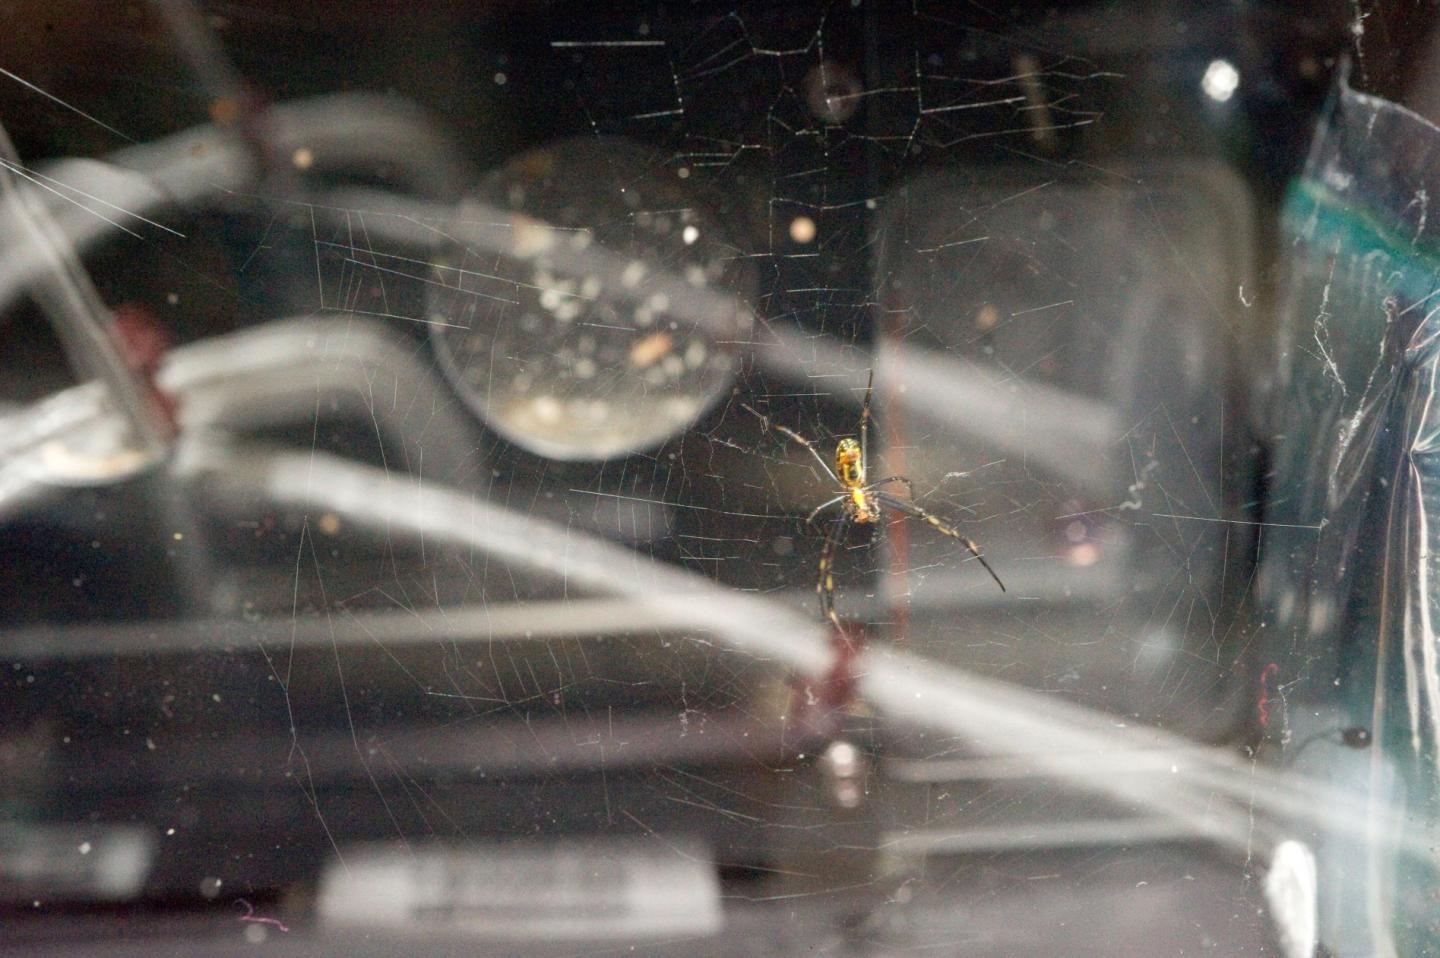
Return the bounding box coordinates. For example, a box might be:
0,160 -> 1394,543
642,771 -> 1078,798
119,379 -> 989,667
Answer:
319,837 -> 723,940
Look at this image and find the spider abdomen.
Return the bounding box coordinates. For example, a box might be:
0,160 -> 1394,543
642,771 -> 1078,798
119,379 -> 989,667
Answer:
835,437 -> 864,488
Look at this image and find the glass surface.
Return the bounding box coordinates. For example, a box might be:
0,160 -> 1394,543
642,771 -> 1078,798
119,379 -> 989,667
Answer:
0,2 -> 1435,955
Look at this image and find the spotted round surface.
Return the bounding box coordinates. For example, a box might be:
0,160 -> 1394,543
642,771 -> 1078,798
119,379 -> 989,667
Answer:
428,137 -> 755,461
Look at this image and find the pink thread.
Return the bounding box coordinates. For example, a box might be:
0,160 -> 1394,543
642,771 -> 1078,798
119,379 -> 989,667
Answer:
1257,663 -> 1280,728
237,898 -> 290,933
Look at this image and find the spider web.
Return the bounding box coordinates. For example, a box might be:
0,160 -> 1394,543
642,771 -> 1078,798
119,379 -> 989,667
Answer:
0,1 -> 1396,952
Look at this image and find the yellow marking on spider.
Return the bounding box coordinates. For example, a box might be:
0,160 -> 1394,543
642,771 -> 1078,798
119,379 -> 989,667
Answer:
835,437 -> 864,487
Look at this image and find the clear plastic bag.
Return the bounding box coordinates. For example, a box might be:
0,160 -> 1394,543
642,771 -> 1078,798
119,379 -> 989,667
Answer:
1268,66 -> 1440,952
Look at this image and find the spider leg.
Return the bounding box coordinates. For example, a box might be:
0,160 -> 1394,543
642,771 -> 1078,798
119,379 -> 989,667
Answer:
861,474 -> 914,498
817,515 -> 849,632
858,368 -> 874,474
873,491 -> 1005,592
805,495 -> 847,526
740,402 -> 842,485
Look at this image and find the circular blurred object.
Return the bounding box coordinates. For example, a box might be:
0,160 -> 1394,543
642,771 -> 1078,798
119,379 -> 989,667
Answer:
788,215 -> 817,244
427,137 -> 755,460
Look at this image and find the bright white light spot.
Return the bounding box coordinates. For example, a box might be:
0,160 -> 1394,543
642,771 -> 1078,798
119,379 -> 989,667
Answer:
531,395 -> 561,423
682,224 -> 700,245
789,215 -> 817,244
826,740 -> 858,773
1201,59 -> 1239,103
78,842 -> 91,855
493,72 -> 507,86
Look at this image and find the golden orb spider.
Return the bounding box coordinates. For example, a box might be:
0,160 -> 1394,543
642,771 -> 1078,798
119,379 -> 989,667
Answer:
744,371 -> 1005,631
